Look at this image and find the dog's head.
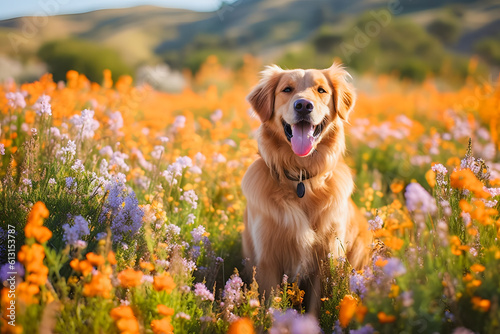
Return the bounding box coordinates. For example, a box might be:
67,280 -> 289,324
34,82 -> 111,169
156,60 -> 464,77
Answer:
247,62 -> 355,157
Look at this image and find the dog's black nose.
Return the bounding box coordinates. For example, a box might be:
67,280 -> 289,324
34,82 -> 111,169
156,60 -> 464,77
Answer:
294,99 -> 314,115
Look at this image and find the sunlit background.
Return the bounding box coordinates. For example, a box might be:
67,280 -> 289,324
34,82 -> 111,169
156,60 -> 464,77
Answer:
1,0 -> 499,87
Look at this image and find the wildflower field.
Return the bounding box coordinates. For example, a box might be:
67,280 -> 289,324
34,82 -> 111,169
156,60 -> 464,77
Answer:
1,56 -> 500,334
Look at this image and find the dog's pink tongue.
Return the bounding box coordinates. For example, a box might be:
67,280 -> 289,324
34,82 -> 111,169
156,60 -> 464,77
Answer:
291,122 -> 315,156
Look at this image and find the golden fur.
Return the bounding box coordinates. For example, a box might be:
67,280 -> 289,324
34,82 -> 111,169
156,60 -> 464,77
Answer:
241,63 -> 371,314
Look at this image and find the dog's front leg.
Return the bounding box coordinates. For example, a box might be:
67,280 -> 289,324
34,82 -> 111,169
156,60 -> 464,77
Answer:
304,271 -> 321,316
256,260 -> 281,300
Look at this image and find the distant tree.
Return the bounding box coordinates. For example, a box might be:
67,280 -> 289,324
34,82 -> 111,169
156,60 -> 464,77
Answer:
427,15 -> 461,45
38,39 -> 132,83
475,37 -> 500,66
313,29 -> 343,54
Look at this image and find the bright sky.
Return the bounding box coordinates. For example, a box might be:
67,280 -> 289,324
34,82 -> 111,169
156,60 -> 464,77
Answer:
0,0 -> 232,20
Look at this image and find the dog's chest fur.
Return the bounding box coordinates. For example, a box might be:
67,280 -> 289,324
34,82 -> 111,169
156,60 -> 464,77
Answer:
242,157 -> 353,278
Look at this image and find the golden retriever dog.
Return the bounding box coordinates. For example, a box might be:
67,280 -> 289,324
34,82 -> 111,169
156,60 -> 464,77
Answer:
242,62 -> 371,314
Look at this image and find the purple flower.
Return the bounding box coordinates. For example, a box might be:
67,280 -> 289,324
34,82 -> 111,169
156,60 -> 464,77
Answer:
63,215 -> 90,246
0,262 -> 24,282
383,258 -> 406,277
223,274 -> 244,307
405,183 -> 437,214
99,179 -> 144,242
270,309 -> 321,334
368,215 -> 383,231
191,225 -> 206,244
194,283 -> 214,302
350,270 -> 367,299
350,325 -> 375,334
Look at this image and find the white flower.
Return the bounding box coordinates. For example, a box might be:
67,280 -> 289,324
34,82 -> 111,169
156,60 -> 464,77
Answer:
50,127 -> 61,138
213,153 -> 226,164
33,94 -> 52,116
22,178 -> 32,187
108,111 -> 123,133
70,109 -> 100,139
71,159 -> 85,173
180,189 -> 198,209
57,140 -> 77,163
173,115 -> 186,130
48,178 -> 56,185
151,145 -> 164,160
99,146 -> 113,157
6,91 -> 26,109
210,109 -> 223,122
0,143 -> 5,155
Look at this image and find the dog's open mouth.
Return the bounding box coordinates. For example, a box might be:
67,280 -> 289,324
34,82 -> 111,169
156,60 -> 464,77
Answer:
282,119 -> 324,157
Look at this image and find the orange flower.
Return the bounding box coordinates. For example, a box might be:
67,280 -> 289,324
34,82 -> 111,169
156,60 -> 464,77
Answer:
375,258 -> 388,267
377,311 -> 396,323
27,201 -> 49,227
140,261 -> 155,271
153,272 -> 176,293
71,259 -> 93,276
151,317 -> 174,334
110,305 -> 140,334
471,297 -> 491,312
384,237 -> 404,250
227,317 -> 255,334
390,180 -> 405,194
25,225 -> 52,244
83,273 -> 112,298
15,282 -> 39,305
450,169 -> 490,199
338,294 -> 357,328
110,306 -> 135,320
425,170 -> 436,188
450,236 -> 469,256
117,268 -> 143,288
116,317 -> 140,333
157,305 -> 175,317
470,264 -> 485,273
108,251 -> 117,265
355,304 -> 368,323
86,252 -> 105,266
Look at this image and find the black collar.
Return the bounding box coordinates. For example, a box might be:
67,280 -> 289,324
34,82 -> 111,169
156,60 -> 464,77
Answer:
272,166 -> 316,182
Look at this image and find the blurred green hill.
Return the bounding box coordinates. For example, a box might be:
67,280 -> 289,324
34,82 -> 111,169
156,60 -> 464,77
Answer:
0,0 -> 499,83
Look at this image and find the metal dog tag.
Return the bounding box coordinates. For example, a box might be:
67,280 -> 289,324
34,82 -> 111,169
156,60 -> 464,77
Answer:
297,182 -> 305,198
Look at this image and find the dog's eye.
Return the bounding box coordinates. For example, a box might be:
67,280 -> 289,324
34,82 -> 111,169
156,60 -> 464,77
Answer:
283,87 -> 292,93
318,87 -> 327,94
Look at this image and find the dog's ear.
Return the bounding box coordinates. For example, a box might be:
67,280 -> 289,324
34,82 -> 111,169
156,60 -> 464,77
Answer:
323,62 -> 356,122
247,65 -> 283,123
